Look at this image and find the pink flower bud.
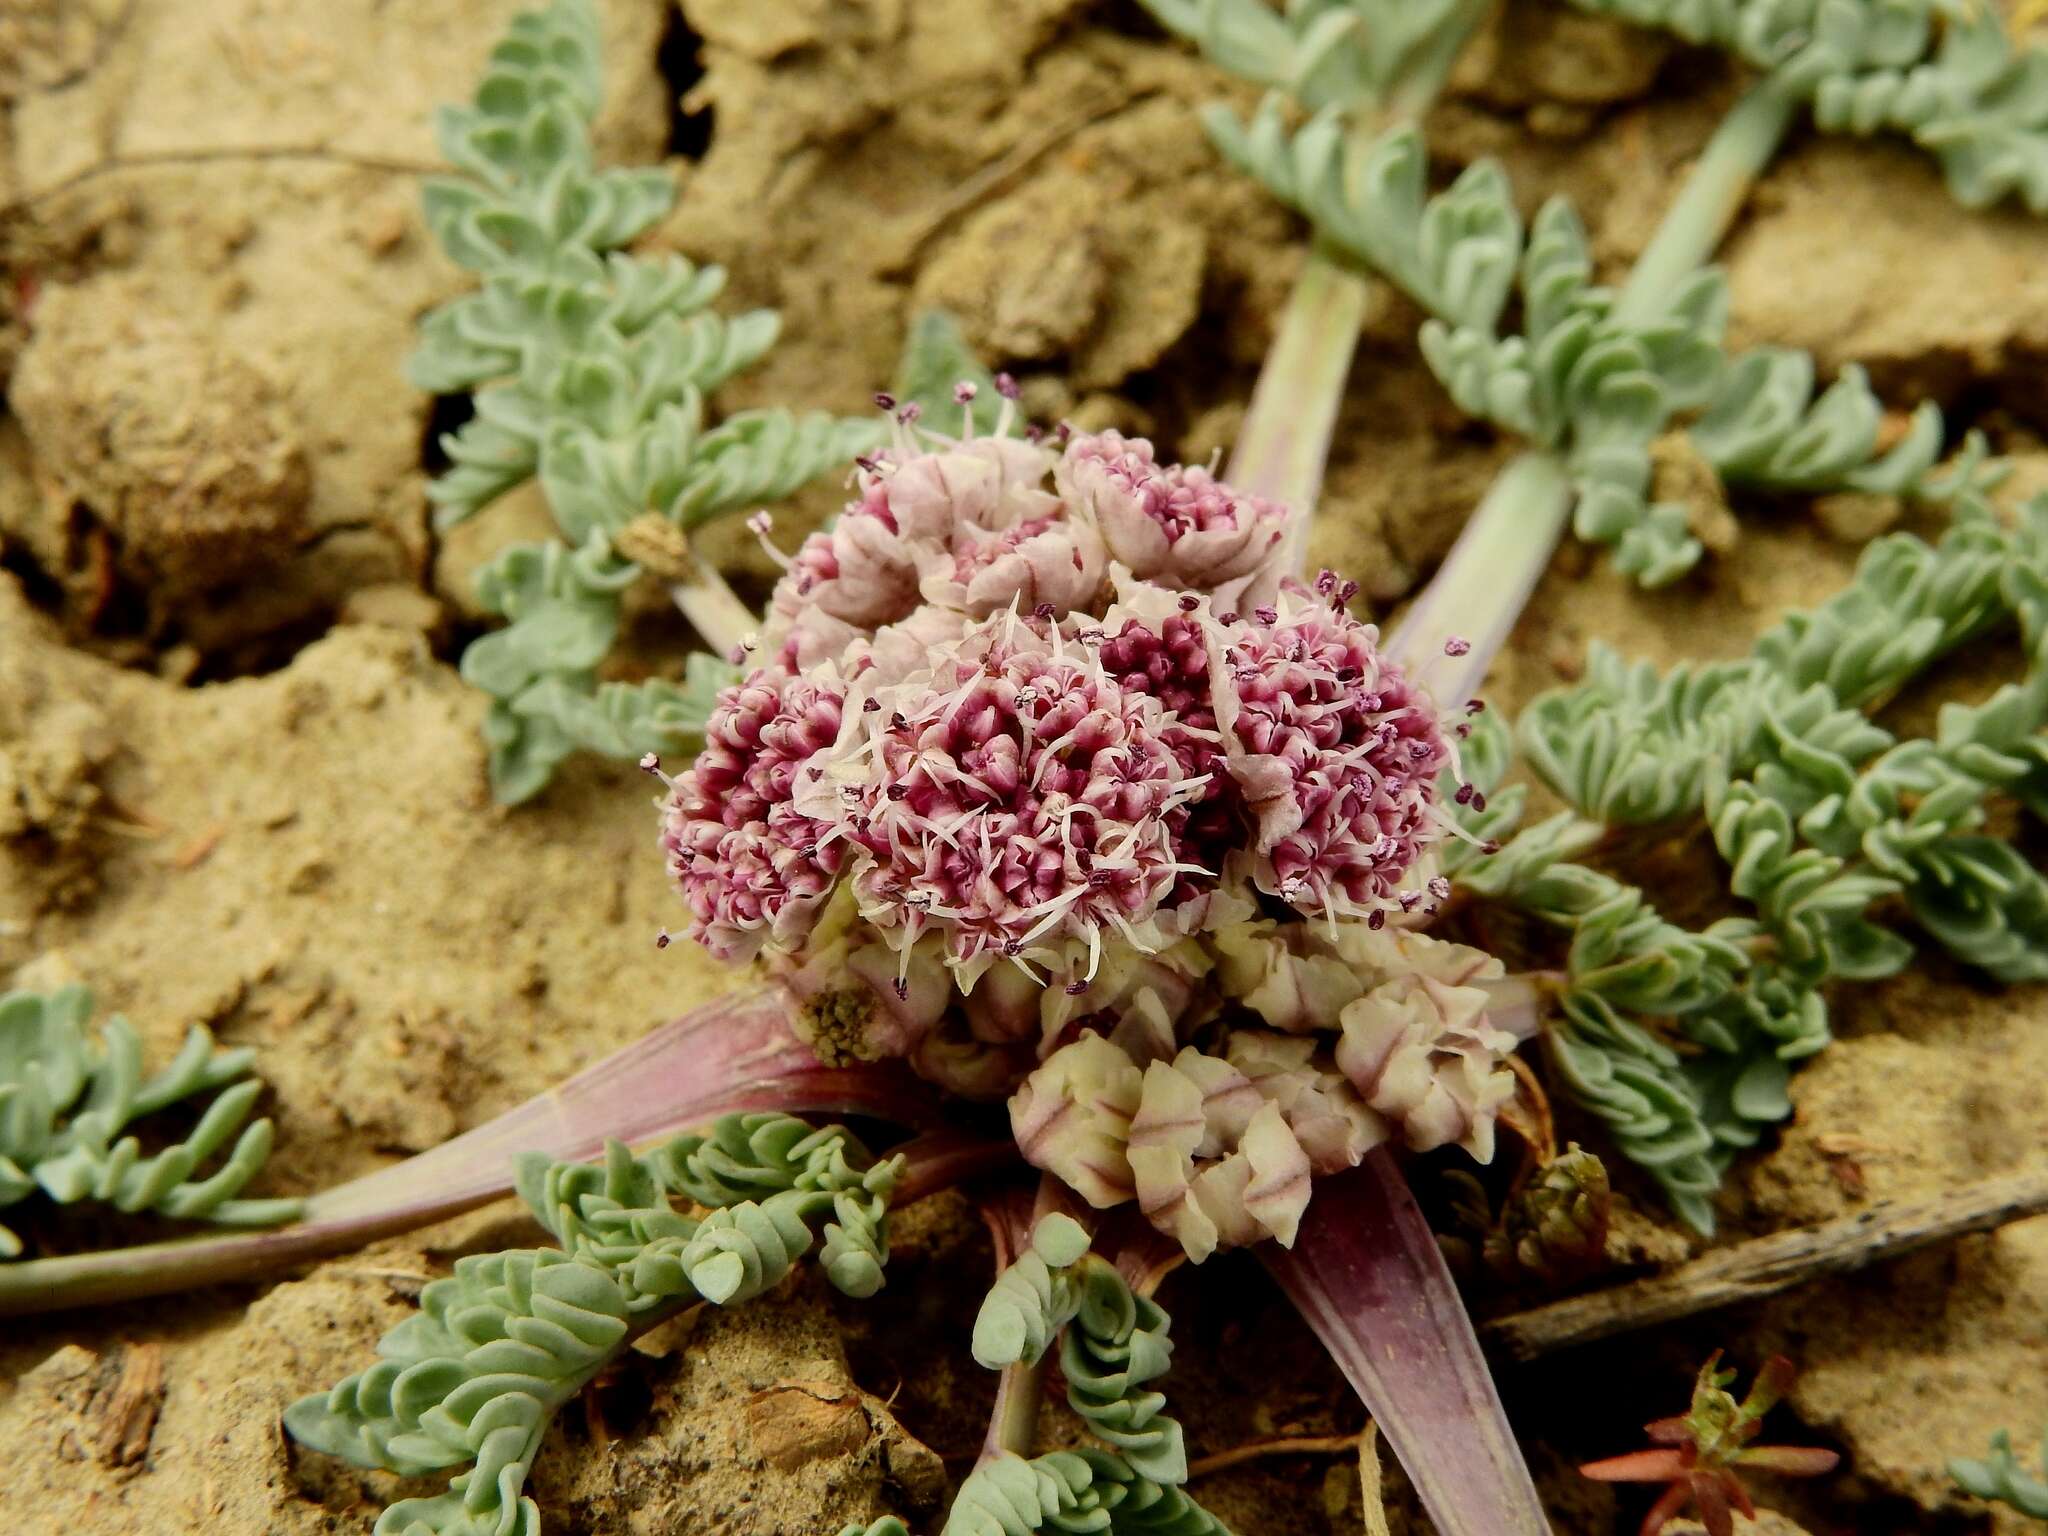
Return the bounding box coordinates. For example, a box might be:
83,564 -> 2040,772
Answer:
659,667 -> 848,961
1209,919 -> 1366,1033
1223,1031 -> 1386,1173
920,512 -> 1107,619
1212,594 -> 1450,923
1127,1052 -> 1313,1260
761,431 -> 1066,673
883,434 -> 1060,539
1058,430 -> 1293,611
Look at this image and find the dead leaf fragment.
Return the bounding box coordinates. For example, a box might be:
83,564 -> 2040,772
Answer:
745,1379 -> 871,1471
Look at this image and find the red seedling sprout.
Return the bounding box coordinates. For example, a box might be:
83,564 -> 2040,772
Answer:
1580,1352 -> 1841,1536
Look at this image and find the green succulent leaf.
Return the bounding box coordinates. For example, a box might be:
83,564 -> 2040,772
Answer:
665,409 -> 885,529
0,984 -> 300,1258
1691,347 -> 1999,501
942,1227 -> 1227,1535
1566,0 -> 2048,214
1203,107 -> 1522,331
895,310 -> 1004,434
972,1213 -> 1091,1369
1546,992 -> 1722,1235
457,533 -> 737,803
1061,1260 -> 1186,1484
1952,1425 -> 2048,1520
1482,494 -> 2048,1228
1904,836 -> 2048,984
1138,0 -> 1487,113
416,0 -> 872,800
290,1113 -> 902,1536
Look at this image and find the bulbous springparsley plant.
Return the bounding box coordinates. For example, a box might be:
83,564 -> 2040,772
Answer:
649,396 -> 1531,1263
22,7 -> 2048,1536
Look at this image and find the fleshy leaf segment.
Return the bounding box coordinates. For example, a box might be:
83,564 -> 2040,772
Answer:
1446,497 -> 2048,1230
284,1113 -> 903,1536
1952,1423 -> 2048,1520
0,983 -> 300,1259
1566,0 -> 2048,214
938,1213 -> 1229,1536
1166,0 -> 2010,587
416,0 -> 878,800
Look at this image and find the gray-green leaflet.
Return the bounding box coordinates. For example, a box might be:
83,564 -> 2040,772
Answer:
1563,0 -> 2048,213
285,1112 -> 904,1536
1952,1423 -> 2048,1521
0,984 -> 300,1258
1151,0 -> 2021,588
1446,495 -> 2048,1230
419,0 -> 877,802
929,1213 -> 1229,1536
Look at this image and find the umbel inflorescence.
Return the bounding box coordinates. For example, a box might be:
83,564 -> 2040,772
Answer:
653,396 -> 1534,1261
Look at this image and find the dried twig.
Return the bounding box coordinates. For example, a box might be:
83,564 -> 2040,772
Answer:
1485,1164 -> 2048,1360
1185,1430 -> 1368,1479
874,88 -> 1157,274
3,145 -> 441,218
1358,1422 -> 1391,1536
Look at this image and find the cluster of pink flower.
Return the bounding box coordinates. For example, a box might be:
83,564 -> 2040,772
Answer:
653,394 -> 1529,1258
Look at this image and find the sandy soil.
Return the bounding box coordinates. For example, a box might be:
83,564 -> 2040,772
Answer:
1,1 -> 2045,1533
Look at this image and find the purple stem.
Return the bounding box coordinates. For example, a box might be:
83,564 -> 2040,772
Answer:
0,988 -> 950,1317
1264,1150 -> 1551,1536
895,1131 -> 1024,1209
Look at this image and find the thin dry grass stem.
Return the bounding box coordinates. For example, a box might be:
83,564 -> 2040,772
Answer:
1487,1164 -> 2048,1359
1184,1430 -> 1369,1479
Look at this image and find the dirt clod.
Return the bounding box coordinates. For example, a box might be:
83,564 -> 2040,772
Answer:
11,276 -> 310,614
